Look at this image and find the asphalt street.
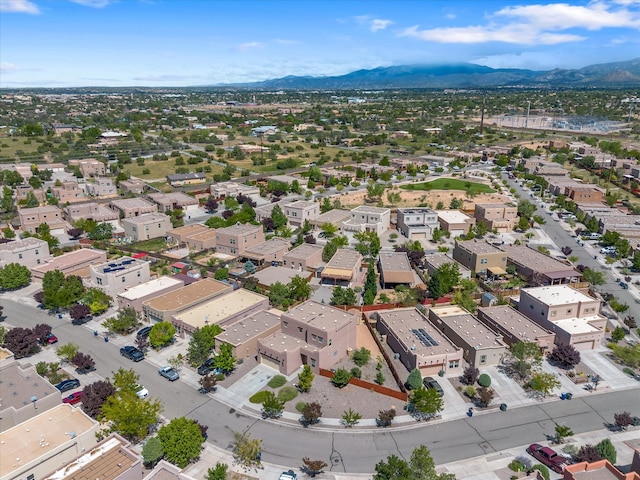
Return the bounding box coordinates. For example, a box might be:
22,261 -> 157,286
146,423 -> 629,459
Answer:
3,299 -> 639,474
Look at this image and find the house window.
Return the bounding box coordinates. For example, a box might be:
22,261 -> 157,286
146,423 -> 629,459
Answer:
318,337 -> 323,343
298,327 -> 303,333
480,258 -> 488,264
329,339 -> 332,346
137,271 -> 141,277
566,308 -> 572,315
449,360 -> 459,369
35,250 -> 39,255
36,259 -> 40,264
97,278 -> 102,285
310,359 -> 316,367
311,334 -> 317,341
283,321 -> 288,328
27,475 -> 35,480
122,277 -> 126,282
480,355 -> 487,365
18,253 -> 22,259
550,310 -> 557,317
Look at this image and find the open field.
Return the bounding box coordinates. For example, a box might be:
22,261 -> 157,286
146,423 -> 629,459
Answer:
400,177 -> 496,194
0,135 -> 46,162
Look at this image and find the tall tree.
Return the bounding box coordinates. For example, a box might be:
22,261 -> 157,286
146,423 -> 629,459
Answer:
508,341 -> 543,379
157,417 -> 205,468
187,324 -> 222,367
428,262 -> 460,299
409,388 -> 444,420
0,263 -> 32,290
81,380 -> 116,418
297,364 -> 315,393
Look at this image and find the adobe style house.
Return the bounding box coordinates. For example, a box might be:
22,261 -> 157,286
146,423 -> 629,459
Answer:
378,251 -> 415,288
0,237 -> 50,269
15,184 -> 45,204
167,224 -> 216,251
283,200 -> 320,227
343,205 -> 391,234
146,192 -> 198,213
52,181 -> 84,203
85,177 -> 117,197
109,198 -> 157,218
117,276 -> 184,312
210,181 -> 260,198
566,185 -> 605,204
216,310 -> 282,359
87,256 -> 151,297
283,243 -> 324,272
63,202 -> 119,224
30,248 -> 107,280
68,158 -> 106,177
453,239 -> 507,276
436,210 -> 476,236
215,223 -> 265,255
474,203 -> 518,233
396,207 -> 439,240
257,300 -> 359,374
242,237 -> 290,265
321,248 -> 363,285
119,178 -> 146,195
18,205 -> 66,233
122,212 -> 172,241
477,305 -> 556,350
501,244 -> 579,285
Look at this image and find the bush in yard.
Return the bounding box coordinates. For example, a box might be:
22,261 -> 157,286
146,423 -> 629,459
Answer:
375,371 -> 385,385
295,402 -> 307,412
341,408 -> 362,427
72,352 -> 95,373
406,368 -> 423,390
461,365 -> 480,385
611,326 -> 626,342
596,438 -> 616,464
614,411 -> 634,430
530,464 -> 550,480
142,437 -> 164,467
301,402 -> 322,425
377,409 -> 396,427
249,390 -> 270,404
352,347 -> 371,366
267,375 -> 286,388
297,365 -> 314,392
331,368 -> 351,388
577,445 -> 602,463
549,343 -> 581,369
476,387 -> 495,407
277,386 -> 298,402
350,367 -> 362,379
261,391 -> 285,419
478,373 -> 491,387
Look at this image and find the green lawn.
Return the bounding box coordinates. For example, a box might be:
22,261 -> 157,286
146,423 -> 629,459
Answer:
400,178 -> 496,194
131,237 -> 168,252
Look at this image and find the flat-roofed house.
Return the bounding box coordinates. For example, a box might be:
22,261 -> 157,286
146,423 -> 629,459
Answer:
109,198 -> 157,219
254,202 -> 278,223
215,309 -> 282,359
242,237 -> 290,265
119,178 -> 146,195
88,256 -> 151,297
474,203 -> 518,233
501,244 -> 579,285
210,181 -> 260,198
215,223 -> 265,256
19,205 -> 66,233
142,278 -> 232,323
257,300 -> 359,374
117,276 -> 184,312
321,248 -> 363,285
52,181 -> 84,203
146,192 -> 198,214
283,200 -> 320,227
31,248 -> 107,280
0,358 -> 61,431
15,184 -> 45,204
63,202 -> 119,224
0,404 -> 99,480
252,266 -> 311,288
518,285 -> 606,350
453,239 -> 507,276
563,459 -> 640,480
373,307 -> 463,375
68,158 -> 106,177
424,253 -> 471,280
86,178 -> 117,197
477,305 -> 556,350
428,305 -> 508,368
343,205 -> 391,234
283,243 -> 324,272
566,185 -> 605,204
378,251 -> 415,288
436,210 -> 476,236
309,209 -> 351,229
167,224 -> 209,245
397,207 -> 440,240
122,212 -> 172,241
172,288 -> 270,335
0,237 -> 50,268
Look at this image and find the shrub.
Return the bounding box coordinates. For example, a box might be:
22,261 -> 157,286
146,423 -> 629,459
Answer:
465,386 -> 477,398
461,365 -> 480,385
331,368 -> 351,388
267,375 -> 287,388
249,390 -> 270,404
277,386 -> 298,402
352,347 -> 371,366
508,460 -> 525,472
478,373 -> 491,387
623,367 -> 635,377
350,367 -> 362,379
530,464 -> 550,480
406,368 -> 422,390
295,402 -> 307,413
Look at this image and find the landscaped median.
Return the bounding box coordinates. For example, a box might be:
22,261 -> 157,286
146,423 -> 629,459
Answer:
400,178 -> 496,194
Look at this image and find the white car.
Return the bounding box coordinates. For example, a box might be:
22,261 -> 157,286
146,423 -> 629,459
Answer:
600,247 -> 616,254
136,385 -> 149,399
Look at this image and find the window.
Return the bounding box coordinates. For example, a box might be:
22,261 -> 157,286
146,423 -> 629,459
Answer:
480,258 -> 488,264
329,339 -> 332,346
230,239 -> 236,244
480,355 -> 487,365
298,327 -> 303,333
35,250 -> 39,255
137,271 -> 141,277
318,337 -> 323,343
550,310 -> 557,317
310,359 -> 316,367
449,360 -> 459,369
283,321 -> 288,328
122,276 -> 126,282
27,474 -> 35,480
566,308 -> 572,315
36,259 -> 40,264
18,253 -> 23,259
97,278 -> 102,285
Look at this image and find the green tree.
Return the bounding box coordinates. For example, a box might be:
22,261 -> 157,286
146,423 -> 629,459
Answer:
56,342 -> 80,362
261,391 -> 285,418
409,388 -> 444,420
81,287 -> 112,315
508,341 -> 543,379
23,191 -> 40,207
322,235 -> 348,262
341,408 -> 362,427
354,230 -> 382,260
0,262 -> 32,290
331,286 -> 356,306
187,324 -> 223,366
34,223 -> 59,250
429,262 -> 460,298
1,186 -> 15,213
331,368 -> 351,388
449,197 -> 463,209
516,216 -> 530,231
141,436 -> 164,467
582,268 -> 605,285
517,199 -> 537,219
352,347 -> 371,366
214,342 -> 236,374
42,270 -> 84,310
87,222 -> 114,241
320,222 -> 338,238
297,364 -> 314,393
554,424 -> 573,444
157,417 -> 204,468
206,464 -> 228,480
532,214 -> 546,227
214,267 -> 229,281
288,275 -> 311,302
406,368 -> 423,390
527,372 -> 561,397
103,307 -> 139,335
596,438 -> 617,464
231,432 -> 262,468
270,204 -> 288,229
612,326 -> 626,342
374,445 -> 455,480
452,288 -> 477,313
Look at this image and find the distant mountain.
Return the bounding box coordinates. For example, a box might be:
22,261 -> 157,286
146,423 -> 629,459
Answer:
222,58 -> 640,89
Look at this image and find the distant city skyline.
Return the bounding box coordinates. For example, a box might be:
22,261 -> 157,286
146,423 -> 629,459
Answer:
1,0 -> 639,88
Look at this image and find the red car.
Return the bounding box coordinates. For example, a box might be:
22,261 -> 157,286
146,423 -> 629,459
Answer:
62,392 -> 83,405
45,333 -> 58,344
527,443 -> 568,473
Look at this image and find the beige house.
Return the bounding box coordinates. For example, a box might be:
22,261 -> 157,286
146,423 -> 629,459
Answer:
117,276 -> 184,312
210,181 -> 260,198
215,223 -> 265,256
257,300 -> 360,374
19,205 -> 66,233
477,305 -> 556,350
167,224 -> 209,244
63,202 -> 119,224
167,224 -> 217,251
122,212 -> 172,241
86,177 -> 117,197
436,210 -> 476,236
31,248 -> 107,280
0,237 -> 50,268
15,184 -> 45,204
172,289 -> 270,335
283,243 -> 324,272
243,237 -> 291,265
378,251 -> 415,288
146,192 -> 198,213
374,307 -> 463,375
88,256 -> 151,297
397,207 -> 440,240
215,310 -> 282,359
142,278 -> 233,323
109,198 -> 157,218
119,178 -> 146,195
518,285 -> 606,350
424,253 -> 472,280
52,181 -> 84,203
68,158 -> 106,177
310,209 -> 351,229
428,305 -> 508,368
321,248 -> 363,285
343,205 -> 391,234
474,203 -> 518,233
453,239 -> 507,276
501,244 -> 579,285
283,200 -> 320,227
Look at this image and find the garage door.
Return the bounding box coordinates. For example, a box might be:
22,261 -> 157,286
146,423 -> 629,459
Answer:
573,341 -> 594,351
411,232 -> 427,240
419,364 -> 442,376
260,354 -> 281,371
450,229 -> 464,238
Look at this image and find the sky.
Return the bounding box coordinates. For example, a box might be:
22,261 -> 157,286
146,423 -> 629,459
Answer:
1,0 -> 640,88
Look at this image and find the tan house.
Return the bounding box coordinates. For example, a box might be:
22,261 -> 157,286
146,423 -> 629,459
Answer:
168,224 -> 217,251
474,203 -> 518,232
374,307 -> 463,375
216,310 -> 283,359
119,178 -> 146,195
117,276 -> 184,312
309,209 -> 351,229
167,224 -> 209,244
501,244 -> 579,285
31,248 -> 107,280
563,459 -> 640,480
436,210 -> 476,236
88,256 -> 151,297
122,212 -> 172,241
566,185 -> 605,204
52,181 -> 84,203
518,285 -> 606,350
19,205 -> 66,233
110,198 -> 157,218
215,223 -> 265,256
283,243 -> 324,272
321,248 -> 363,285
0,237 -> 50,268
210,181 -> 260,198
243,237 -> 291,265
343,205 -> 391,234
146,192 -> 198,213
63,202 -> 119,224
453,239 -> 507,276
86,177 -> 117,197
257,300 -> 360,374
68,158 -> 106,177
428,305 -> 508,368
283,200 -> 320,227
142,278 -> 232,323
15,184 -> 45,204
378,251 -> 415,288
477,305 -> 556,350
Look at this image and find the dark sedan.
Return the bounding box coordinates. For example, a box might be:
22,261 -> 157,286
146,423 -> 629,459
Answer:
56,379 -> 80,392
120,346 -> 145,362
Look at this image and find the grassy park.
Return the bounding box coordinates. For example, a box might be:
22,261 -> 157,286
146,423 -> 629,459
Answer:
400,178 -> 496,194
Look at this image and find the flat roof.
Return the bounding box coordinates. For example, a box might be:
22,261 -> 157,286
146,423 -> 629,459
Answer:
398,207 -> 436,214
285,200 -> 316,209
216,309 -> 282,346
173,289 -> 268,329
436,209 -> 473,223
425,253 -> 471,273
376,308 -> 460,356
252,266 -> 305,287
478,305 -> 554,342
118,276 -> 184,301
0,237 -> 48,253
122,212 -> 169,225
378,251 -> 414,283
430,308 -> 506,349
0,361 -> 59,412
18,205 -> 62,215
144,278 -> 230,311
284,300 -> 359,331
243,237 -> 290,257
554,316 -> 605,334
522,285 -> 596,306
325,248 -> 362,271
216,223 -> 262,235
167,224 -> 209,238
31,248 -> 106,274
147,192 -> 197,204
186,229 -> 218,241
351,205 -> 390,214
455,239 -> 504,255
0,404 -> 96,477
283,243 -> 323,261
110,197 -> 155,209
502,245 -> 577,275
311,209 -> 351,225
259,329 -> 320,353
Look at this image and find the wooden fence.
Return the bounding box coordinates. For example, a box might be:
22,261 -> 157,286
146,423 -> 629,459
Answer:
319,368 -> 408,402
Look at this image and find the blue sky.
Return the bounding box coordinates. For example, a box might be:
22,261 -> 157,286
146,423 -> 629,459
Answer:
1,0 -> 640,87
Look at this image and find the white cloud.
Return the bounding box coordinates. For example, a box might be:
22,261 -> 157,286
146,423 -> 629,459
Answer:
0,62 -> 18,72
70,0 -> 112,7
0,0 -> 39,14
445,13 -> 456,20
236,42 -> 263,52
370,18 -> 393,32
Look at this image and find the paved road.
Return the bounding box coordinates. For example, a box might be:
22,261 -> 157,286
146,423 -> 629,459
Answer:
3,299 -> 640,474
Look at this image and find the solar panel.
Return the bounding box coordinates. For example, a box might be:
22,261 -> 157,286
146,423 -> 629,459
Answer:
411,328 -> 439,347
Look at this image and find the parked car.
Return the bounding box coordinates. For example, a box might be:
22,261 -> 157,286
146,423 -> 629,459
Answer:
527,443 -> 568,473
136,385 -> 149,399
71,316 -> 91,326
197,358 -> 216,376
422,377 -> 444,396
158,366 -> 180,381
56,379 -> 80,392
120,346 -> 144,362
600,246 -> 616,255
620,281 -> 629,289
137,326 -> 153,338
44,332 -> 58,344
279,470 -> 297,480
62,391 -> 83,405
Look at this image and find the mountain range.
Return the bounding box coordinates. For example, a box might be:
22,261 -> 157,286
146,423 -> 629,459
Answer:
222,58 -> 640,90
